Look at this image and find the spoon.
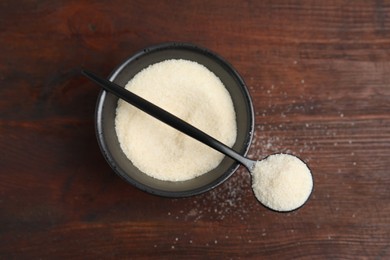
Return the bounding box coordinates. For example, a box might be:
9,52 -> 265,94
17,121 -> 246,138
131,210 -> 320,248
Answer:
82,69 -> 313,212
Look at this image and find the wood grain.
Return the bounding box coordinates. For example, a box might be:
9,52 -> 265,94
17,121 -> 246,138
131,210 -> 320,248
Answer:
0,0 -> 389,259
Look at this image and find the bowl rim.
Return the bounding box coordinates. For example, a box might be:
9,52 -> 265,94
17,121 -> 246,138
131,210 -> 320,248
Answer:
95,42 -> 255,197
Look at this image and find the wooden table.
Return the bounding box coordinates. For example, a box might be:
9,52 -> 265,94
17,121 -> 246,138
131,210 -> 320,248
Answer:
1,1 -> 389,258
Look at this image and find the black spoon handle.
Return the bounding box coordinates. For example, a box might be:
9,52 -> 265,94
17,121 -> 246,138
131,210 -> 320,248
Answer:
82,69 -> 255,170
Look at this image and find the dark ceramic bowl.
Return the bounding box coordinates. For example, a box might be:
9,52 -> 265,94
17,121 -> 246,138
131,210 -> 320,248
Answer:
95,43 -> 254,197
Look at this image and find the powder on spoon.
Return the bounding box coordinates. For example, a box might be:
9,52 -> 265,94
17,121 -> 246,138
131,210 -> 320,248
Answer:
251,153 -> 313,212
115,59 -> 237,181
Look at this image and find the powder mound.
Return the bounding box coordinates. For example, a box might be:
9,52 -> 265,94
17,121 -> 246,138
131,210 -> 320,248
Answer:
251,153 -> 313,212
115,59 -> 237,181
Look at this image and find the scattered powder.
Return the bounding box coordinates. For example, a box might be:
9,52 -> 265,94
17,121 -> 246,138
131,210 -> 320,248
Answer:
167,169 -> 252,222
115,59 -> 237,181
251,153 -> 313,212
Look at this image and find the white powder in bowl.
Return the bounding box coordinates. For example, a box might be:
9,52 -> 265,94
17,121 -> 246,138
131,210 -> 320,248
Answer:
251,153 -> 313,212
115,59 -> 237,181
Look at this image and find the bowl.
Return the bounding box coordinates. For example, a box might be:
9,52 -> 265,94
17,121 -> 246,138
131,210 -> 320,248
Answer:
95,42 -> 254,197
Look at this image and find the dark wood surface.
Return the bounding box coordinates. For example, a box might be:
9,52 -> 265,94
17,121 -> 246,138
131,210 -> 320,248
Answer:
1,1 -> 389,259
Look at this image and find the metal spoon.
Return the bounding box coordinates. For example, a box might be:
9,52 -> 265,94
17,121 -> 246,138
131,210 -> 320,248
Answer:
82,69 -> 313,212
